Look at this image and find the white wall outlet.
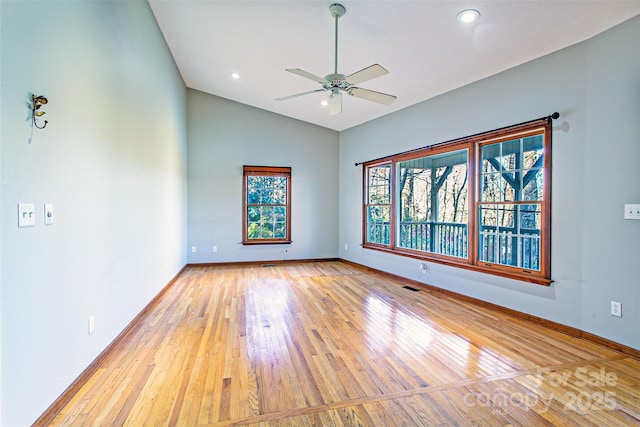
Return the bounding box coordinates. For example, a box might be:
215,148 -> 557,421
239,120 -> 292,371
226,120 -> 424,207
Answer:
344,244 -> 348,250
18,203 -> 36,227
420,263 -> 428,273
191,246 -> 196,253
624,204 -> 640,220
88,315 -> 95,335
610,301 -> 622,317
212,245 -> 217,252
44,203 -> 55,225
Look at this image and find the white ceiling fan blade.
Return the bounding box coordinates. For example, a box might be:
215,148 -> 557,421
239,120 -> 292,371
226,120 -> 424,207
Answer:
349,87 -> 397,105
276,89 -> 326,101
346,64 -> 388,85
285,68 -> 328,84
329,91 -> 342,115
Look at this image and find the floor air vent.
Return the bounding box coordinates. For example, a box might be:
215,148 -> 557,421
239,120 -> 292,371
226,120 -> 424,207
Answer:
262,264 -> 277,267
402,285 -> 420,292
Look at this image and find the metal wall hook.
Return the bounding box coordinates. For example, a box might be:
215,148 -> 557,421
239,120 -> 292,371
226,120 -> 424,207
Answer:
32,95 -> 48,129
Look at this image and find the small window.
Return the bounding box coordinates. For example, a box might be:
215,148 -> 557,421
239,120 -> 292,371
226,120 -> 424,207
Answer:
242,165 -> 291,245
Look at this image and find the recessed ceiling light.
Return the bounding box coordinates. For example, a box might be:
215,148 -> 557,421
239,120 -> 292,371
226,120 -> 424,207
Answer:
456,9 -> 480,24
320,100 -> 329,107
230,72 -> 241,80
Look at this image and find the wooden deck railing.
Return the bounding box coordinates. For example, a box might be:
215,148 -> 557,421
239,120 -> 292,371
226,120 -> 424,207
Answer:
369,222 -> 539,268
399,221 -> 467,258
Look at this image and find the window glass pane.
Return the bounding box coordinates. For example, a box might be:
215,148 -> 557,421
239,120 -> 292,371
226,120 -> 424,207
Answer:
521,235 -> 540,270
248,206 -> 260,222
523,169 -> 543,201
261,185 -> 273,204
501,139 -> 519,171
368,165 -> 391,204
247,223 -> 259,239
523,135 -> 544,170
478,203 -> 541,271
261,206 -> 274,222
397,150 -> 468,258
399,167 -> 430,223
482,158 -> 498,174
273,223 -> 286,239
274,193 -> 287,205
498,233 -> 517,266
500,173 -> 516,202
520,204 -> 541,232
481,144 -> 500,172
479,204 -> 497,227
497,205 -> 515,229
247,177 -> 261,204
367,205 -> 390,224
367,206 -> 390,245
260,221 -> 274,238
272,180 -> 287,204
273,206 -> 286,219
518,203 -> 541,270
481,173 -> 500,202
481,136 -> 544,204
247,176 -> 288,205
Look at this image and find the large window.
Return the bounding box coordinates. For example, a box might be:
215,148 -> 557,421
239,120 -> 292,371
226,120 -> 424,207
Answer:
363,118 -> 552,285
243,165 -> 291,245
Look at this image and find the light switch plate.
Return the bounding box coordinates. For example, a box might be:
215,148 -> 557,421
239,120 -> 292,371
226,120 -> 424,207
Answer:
18,203 -> 36,227
44,203 -> 55,225
624,204 -> 640,220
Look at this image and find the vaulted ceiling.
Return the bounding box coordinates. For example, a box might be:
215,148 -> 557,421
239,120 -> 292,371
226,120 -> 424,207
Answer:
149,1 -> 640,131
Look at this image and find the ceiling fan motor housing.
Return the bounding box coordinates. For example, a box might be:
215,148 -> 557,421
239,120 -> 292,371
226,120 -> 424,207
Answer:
324,73 -> 349,89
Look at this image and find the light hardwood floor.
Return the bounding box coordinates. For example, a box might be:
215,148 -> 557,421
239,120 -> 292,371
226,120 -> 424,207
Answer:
43,261 -> 640,426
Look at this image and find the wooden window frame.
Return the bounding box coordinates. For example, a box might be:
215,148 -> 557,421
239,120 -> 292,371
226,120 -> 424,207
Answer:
362,119 -> 552,285
242,165 -> 292,245
363,162 -> 394,249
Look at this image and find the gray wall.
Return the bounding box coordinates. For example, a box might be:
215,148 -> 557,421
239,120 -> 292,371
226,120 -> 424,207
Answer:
187,90 -> 339,264
339,16 -> 640,350
0,1 -> 187,425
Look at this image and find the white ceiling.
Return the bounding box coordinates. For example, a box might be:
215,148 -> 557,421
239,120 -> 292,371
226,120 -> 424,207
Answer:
148,1 -> 640,131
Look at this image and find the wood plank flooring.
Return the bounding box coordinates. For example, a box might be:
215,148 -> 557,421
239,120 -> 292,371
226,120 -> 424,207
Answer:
44,261 -> 640,426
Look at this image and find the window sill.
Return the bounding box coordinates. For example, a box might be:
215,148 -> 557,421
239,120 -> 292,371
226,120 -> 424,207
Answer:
362,244 -> 552,286
242,240 -> 292,245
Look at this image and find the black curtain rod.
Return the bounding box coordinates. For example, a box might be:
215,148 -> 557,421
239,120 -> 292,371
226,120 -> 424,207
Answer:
354,112 -> 559,167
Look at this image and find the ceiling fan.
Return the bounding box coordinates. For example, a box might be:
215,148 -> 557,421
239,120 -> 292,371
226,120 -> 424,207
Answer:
276,3 -> 396,115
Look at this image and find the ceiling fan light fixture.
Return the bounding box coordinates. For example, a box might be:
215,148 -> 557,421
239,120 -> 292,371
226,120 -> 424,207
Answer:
456,9 -> 480,24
